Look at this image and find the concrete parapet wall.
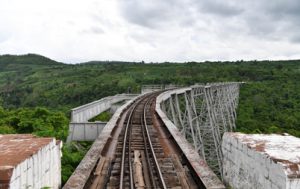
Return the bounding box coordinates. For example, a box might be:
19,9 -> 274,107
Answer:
9,139 -> 62,189
141,85 -> 164,94
67,94 -> 138,142
141,84 -> 183,94
71,94 -> 138,122
67,122 -> 107,142
156,89 -> 225,189
222,132 -> 300,189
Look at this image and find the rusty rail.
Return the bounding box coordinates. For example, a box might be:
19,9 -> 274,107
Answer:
142,97 -> 167,189
119,93 -> 167,189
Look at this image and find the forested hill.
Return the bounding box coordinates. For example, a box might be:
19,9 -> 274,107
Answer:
0,54 -> 300,137
0,54 -> 62,67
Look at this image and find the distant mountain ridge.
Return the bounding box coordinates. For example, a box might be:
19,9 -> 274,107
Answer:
0,53 -> 63,66
1,53 -> 300,66
0,54 -> 144,66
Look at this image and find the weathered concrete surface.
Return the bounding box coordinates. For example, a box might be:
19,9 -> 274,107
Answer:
67,122 -> 106,142
71,94 -> 138,123
141,85 -> 164,94
67,94 -> 138,142
63,96 -> 140,189
141,84 -> 182,94
0,134 -> 62,189
156,90 -> 226,189
222,132 -> 300,189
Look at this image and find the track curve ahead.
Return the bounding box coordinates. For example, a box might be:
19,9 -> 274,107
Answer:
85,92 -> 199,189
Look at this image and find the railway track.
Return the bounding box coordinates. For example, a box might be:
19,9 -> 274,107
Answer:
86,93 -> 199,189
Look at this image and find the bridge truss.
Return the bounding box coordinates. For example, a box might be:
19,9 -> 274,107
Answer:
160,82 -> 242,178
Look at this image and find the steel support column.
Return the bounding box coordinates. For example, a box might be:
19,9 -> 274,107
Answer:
161,82 -> 242,178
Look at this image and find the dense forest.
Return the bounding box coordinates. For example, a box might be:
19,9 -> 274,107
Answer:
1,54 -> 300,184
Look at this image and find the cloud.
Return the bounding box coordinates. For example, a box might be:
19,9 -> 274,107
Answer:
0,0 -> 300,63
118,0 -> 193,28
80,26 -> 105,35
266,0 -> 300,19
196,0 -> 244,17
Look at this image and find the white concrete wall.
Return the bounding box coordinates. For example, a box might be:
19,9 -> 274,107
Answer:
141,85 -> 163,94
9,139 -> 62,189
288,179 -> 300,189
222,133 -> 298,189
68,94 -> 138,142
71,94 -> 137,122
141,84 -> 182,94
67,122 -> 107,142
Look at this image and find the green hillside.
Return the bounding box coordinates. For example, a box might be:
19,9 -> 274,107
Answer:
0,54 -> 300,136
0,55 -> 300,137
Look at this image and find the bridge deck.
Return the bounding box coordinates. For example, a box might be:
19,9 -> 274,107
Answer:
63,91 -> 225,189
63,97 -> 137,189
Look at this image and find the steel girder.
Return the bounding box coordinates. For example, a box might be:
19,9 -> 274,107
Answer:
161,83 -> 241,178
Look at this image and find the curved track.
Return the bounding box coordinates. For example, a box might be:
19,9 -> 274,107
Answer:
117,93 -> 166,189
85,92 -> 199,189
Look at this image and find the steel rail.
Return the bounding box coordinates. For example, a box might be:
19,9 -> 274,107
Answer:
120,93 -> 167,189
143,97 -> 168,189
119,99 -> 141,189
128,118 -> 134,189
141,99 -> 157,188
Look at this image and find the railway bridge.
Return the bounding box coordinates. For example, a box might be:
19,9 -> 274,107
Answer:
64,82 -> 241,189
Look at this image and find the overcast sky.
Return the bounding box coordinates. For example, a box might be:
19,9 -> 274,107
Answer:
1,0 -> 300,63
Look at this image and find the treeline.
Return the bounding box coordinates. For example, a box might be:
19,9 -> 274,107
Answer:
0,106 -> 68,139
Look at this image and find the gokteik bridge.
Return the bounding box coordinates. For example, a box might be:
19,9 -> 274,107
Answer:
64,82 -> 242,188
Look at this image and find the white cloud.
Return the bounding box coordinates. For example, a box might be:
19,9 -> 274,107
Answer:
0,0 -> 300,63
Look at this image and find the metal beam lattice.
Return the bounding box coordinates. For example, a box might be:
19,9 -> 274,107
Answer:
161,82 -> 241,178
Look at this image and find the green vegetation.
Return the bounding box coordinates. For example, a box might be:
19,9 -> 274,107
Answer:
0,54 -> 300,184
237,81 -> 300,137
61,141 -> 92,184
88,111 -> 112,122
1,54 -> 299,136
0,106 -> 68,139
